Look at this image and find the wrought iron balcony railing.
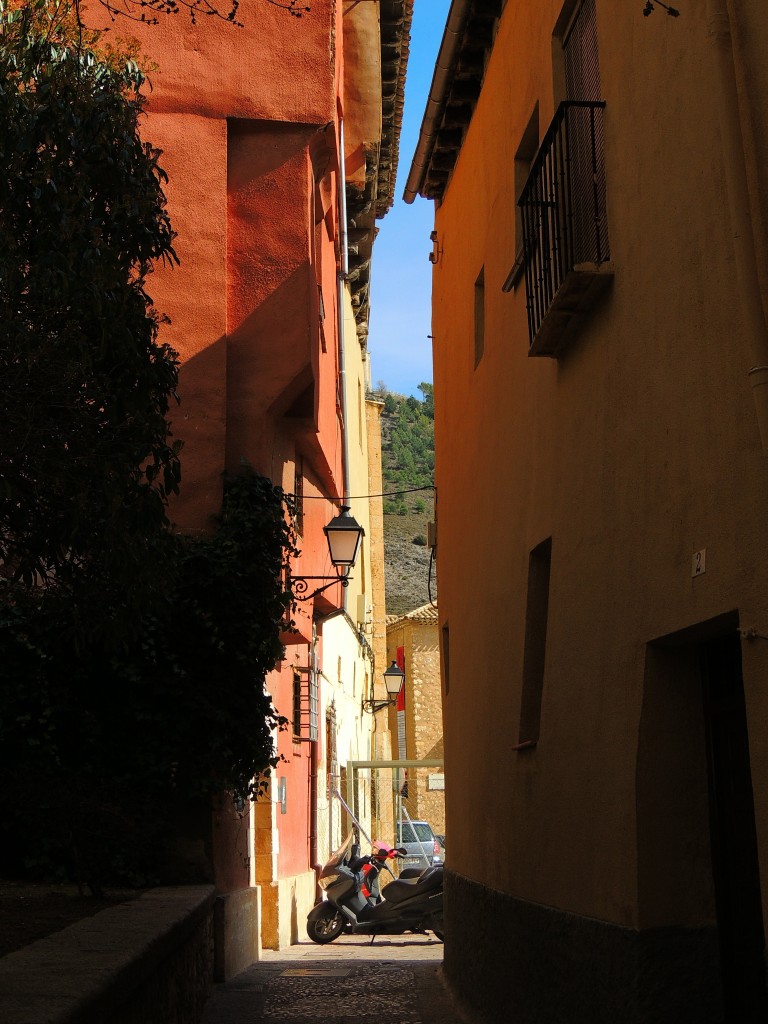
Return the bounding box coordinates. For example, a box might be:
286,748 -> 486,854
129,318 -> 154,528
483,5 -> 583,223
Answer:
519,100 -> 611,355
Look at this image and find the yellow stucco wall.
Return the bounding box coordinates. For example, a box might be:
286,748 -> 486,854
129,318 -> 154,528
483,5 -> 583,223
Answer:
431,0 -> 768,934
311,286 -> 380,859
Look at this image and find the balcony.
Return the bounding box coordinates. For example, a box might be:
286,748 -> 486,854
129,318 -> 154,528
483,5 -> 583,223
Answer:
519,100 -> 612,357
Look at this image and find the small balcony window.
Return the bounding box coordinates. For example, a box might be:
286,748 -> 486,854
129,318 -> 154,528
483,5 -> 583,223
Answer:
292,667 -> 318,742
518,99 -> 612,356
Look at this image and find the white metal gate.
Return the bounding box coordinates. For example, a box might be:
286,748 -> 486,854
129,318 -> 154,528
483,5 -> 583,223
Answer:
345,758 -> 445,870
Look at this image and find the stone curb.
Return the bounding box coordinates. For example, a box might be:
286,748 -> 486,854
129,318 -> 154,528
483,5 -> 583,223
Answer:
0,885 -> 215,1024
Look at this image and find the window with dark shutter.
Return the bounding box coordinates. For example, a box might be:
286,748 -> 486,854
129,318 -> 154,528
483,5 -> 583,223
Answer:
563,0 -> 601,102
518,0 -> 612,355
563,0 -> 607,266
474,267 -> 485,367
294,458 -> 304,536
518,538 -> 552,746
292,666 -> 318,742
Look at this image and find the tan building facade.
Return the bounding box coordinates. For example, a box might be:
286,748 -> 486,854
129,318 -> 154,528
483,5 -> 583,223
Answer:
387,604 -> 444,836
407,1 -> 768,1021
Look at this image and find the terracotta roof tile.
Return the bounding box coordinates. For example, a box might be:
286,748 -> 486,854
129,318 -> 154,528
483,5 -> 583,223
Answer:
386,602 -> 438,628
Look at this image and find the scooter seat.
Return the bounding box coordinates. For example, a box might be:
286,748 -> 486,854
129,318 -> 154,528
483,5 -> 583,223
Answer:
381,865 -> 443,905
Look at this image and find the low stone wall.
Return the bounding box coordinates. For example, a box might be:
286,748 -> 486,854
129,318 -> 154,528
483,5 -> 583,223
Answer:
442,869 -> 724,1024
0,885 -> 215,1024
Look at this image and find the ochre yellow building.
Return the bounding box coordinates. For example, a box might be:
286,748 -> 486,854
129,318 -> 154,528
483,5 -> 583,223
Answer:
407,1 -> 768,1021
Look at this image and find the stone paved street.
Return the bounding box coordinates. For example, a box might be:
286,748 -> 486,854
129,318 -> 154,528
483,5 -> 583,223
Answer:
202,935 -> 469,1024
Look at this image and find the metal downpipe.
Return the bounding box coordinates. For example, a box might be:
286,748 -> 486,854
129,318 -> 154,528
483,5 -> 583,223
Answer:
337,116 -> 352,609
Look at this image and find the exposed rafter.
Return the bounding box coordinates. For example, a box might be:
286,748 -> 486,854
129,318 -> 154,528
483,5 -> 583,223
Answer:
346,0 -> 413,347
404,0 -> 503,204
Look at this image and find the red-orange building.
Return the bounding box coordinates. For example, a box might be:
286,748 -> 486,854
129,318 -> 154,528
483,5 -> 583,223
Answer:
91,0 -> 411,968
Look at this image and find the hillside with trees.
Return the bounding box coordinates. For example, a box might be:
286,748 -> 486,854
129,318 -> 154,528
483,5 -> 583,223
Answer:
374,383 -> 436,616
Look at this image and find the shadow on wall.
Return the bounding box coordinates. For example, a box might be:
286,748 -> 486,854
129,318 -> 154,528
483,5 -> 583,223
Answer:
423,737 -> 444,760
290,885 -> 299,944
172,261 -> 324,525
170,335 -> 227,533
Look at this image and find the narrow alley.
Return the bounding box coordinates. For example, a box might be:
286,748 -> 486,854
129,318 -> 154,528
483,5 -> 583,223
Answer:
202,936 -> 463,1024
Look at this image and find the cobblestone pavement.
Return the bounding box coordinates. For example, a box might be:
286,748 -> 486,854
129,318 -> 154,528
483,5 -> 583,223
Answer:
203,935 -> 468,1024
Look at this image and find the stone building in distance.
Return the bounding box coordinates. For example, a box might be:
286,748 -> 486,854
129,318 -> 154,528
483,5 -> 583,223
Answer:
387,604 -> 444,838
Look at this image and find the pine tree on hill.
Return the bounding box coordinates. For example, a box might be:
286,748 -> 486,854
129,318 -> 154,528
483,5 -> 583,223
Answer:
375,383 -> 436,615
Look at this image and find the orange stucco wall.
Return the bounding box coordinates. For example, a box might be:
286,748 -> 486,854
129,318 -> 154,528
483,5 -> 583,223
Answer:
83,0 -> 349,527
80,1 -> 367,897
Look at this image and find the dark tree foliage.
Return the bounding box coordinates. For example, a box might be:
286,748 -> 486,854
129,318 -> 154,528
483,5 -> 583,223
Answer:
0,0 -> 181,618
0,471 -> 296,888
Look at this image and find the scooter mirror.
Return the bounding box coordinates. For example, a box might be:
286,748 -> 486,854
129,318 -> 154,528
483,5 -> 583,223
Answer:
397,847 -> 408,856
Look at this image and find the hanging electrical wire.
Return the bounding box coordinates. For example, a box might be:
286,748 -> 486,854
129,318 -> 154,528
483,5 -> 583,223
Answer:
288,485 -> 434,501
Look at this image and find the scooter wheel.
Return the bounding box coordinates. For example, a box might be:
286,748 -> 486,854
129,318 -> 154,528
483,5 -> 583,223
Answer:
307,908 -> 344,944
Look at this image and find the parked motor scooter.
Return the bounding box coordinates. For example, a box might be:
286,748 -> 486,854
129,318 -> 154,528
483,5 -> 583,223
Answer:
307,833 -> 444,944
361,839 -> 419,901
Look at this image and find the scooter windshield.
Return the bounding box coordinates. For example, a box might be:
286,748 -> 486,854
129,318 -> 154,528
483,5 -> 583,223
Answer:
323,830 -> 355,870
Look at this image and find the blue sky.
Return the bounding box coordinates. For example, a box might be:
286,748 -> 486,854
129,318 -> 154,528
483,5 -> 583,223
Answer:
367,0 -> 452,399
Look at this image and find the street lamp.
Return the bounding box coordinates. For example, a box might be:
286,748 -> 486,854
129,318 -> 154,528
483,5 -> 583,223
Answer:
323,505 -> 365,569
362,660 -> 405,714
292,505 -> 365,601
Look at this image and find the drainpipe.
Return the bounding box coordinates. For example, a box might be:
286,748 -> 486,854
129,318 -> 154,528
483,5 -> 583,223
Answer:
403,0 -> 472,204
337,116 -> 352,607
309,629 -> 321,898
706,0 -> 768,453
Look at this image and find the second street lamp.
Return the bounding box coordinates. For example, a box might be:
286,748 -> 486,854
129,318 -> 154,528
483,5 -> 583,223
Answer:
362,660 -> 405,714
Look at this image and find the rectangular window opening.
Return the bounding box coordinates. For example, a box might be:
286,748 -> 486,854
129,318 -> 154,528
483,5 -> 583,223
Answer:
506,104 -> 539,292
294,457 -> 304,536
563,0 -> 601,102
292,671 -> 302,738
474,267 -> 485,367
441,623 -> 450,696
292,666 -> 318,742
518,538 -> 552,746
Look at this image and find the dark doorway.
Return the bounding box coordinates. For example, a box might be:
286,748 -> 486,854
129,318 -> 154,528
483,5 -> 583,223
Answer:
702,634 -> 768,1022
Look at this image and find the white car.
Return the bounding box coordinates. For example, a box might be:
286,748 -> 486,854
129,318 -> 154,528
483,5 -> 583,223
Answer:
395,820 -> 444,869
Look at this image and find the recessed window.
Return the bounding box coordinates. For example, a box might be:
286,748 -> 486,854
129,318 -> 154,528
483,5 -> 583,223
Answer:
519,538 -> 552,745
553,0 -> 602,104
562,0 -> 601,103
293,671 -> 302,738
474,267 -> 485,367
293,458 -> 304,536
442,623 -> 450,696
504,105 -> 539,293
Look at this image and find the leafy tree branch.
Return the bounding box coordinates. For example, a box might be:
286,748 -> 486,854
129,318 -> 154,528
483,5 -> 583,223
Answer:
0,0 -> 181,612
